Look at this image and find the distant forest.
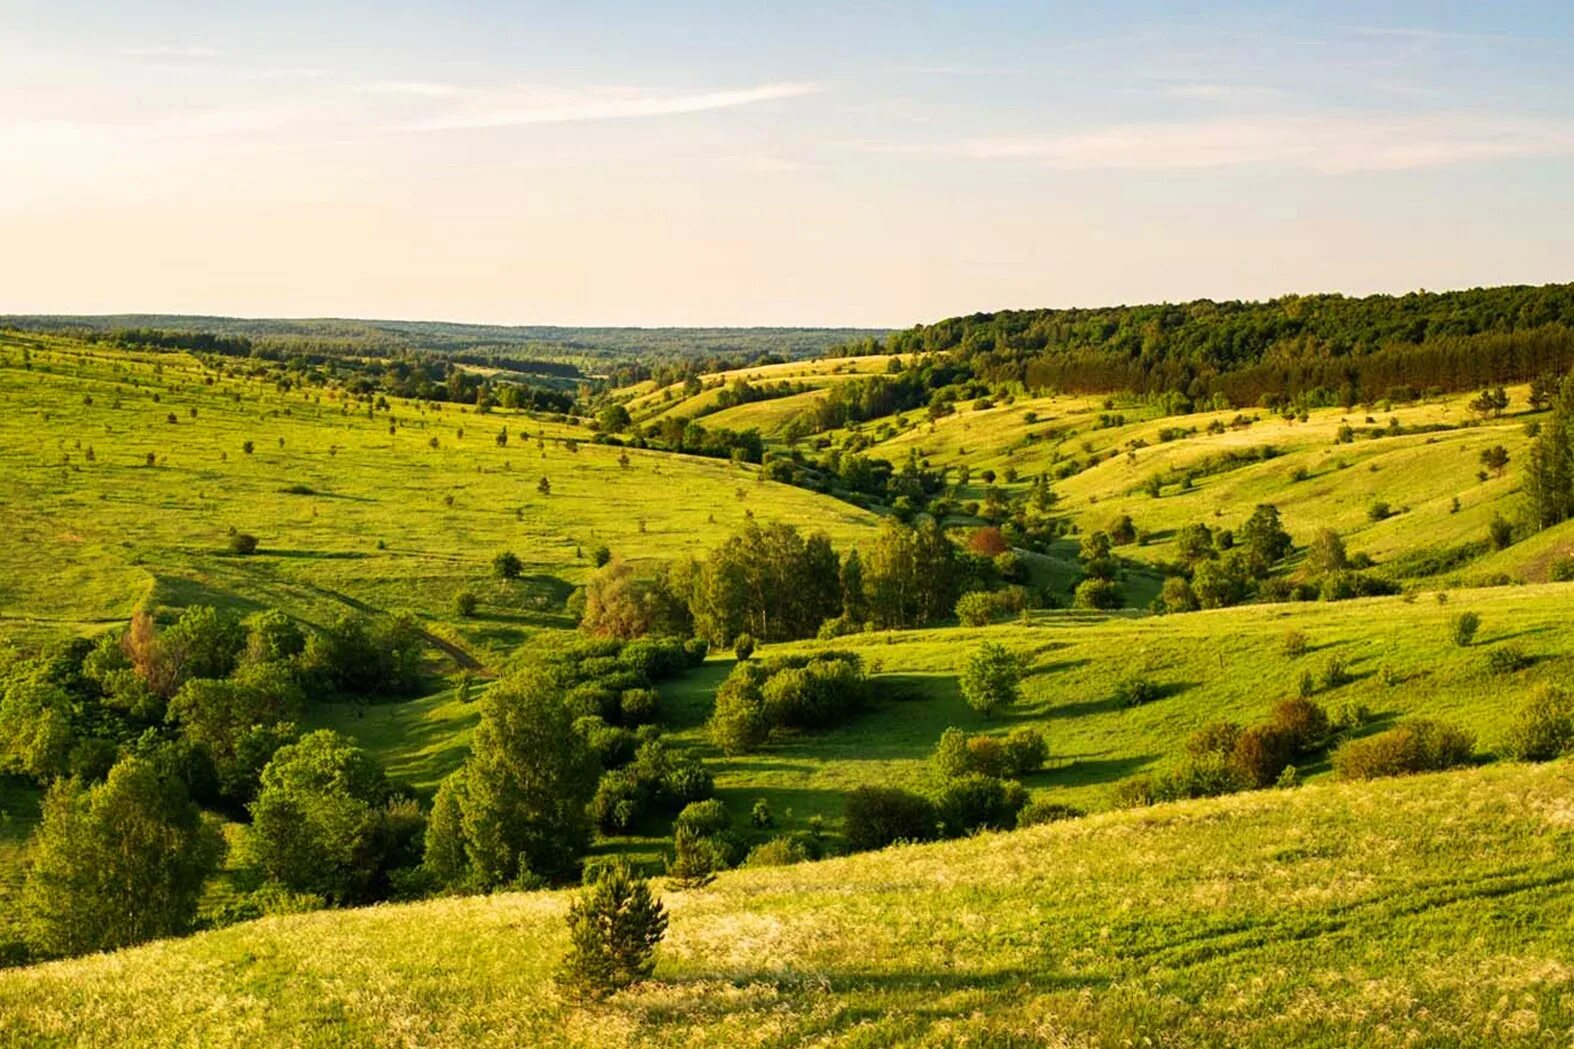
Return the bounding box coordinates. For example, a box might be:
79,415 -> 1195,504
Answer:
0,314 -> 883,373
836,283 -> 1574,404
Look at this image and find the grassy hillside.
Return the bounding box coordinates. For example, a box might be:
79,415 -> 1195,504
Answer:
302,582 -> 1573,846
1,758 -> 1569,1047
0,334 -> 880,658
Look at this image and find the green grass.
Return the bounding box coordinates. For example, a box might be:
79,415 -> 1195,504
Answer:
0,335 -> 881,661
1,759 -> 1569,1046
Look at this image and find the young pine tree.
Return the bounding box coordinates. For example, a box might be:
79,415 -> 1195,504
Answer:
558,860 -> 668,999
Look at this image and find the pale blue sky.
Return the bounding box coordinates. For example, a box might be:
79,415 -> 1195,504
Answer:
3,2 -> 1572,326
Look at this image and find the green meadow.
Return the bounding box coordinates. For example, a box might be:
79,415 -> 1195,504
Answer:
1,758 -> 1569,1047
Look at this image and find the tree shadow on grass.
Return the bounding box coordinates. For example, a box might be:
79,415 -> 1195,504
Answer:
1032,752 -> 1159,787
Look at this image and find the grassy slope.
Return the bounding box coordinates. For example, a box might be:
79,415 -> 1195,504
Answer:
1,759 -> 1570,1047
304,583 -> 1574,847
0,335 -> 880,660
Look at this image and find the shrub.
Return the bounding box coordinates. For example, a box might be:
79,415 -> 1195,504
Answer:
1073,578 -> 1122,610
1551,556 -> 1574,583
590,770 -> 647,833
1269,696 -> 1330,753
1017,800 -> 1084,826
673,798 -> 729,837
453,590 -> 479,617
1488,514 -> 1514,551
709,665 -> 770,755
955,590 -> 997,627
746,833 -> 819,867
932,726 -> 972,778
844,786 -> 936,851
1152,752 -> 1252,801
228,532 -> 259,556
682,638 -> 710,666
933,774 -> 1027,837
750,798 -> 774,828
1484,645 -> 1531,675
1451,611 -> 1481,647
590,544 -> 613,568
665,826 -> 727,888
492,551 -> 523,579
1331,719 -> 1474,780
1186,721 -> 1243,759
577,718 -> 636,769
1499,687 -> 1574,761
1231,725 -> 1296,788
618,637 -> 689,681
959,642 -> 1021,716
1158,576 -> 1200,613
619,687 -> 661,725
558,860 -> 667,999
1113,674 -> 1161,708
1281,630 -> 1309,658
1001,726 -> 1048,775
760,654 -> 868,729
1318,657 -> 1350,690
732,633 -> 756,661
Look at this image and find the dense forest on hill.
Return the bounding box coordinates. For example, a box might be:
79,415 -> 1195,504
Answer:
0,315 -> 883,371
838,283 -> 1574,403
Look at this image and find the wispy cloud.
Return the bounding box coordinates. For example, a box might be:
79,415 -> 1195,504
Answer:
400,81 -> 821,132
1158,83 -> 1283,101
117,45 -> 223,59
948,112 -> 1574,172
356,80 -> 464,98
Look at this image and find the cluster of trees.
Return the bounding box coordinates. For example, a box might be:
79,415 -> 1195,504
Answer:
708,652 -> 870,754
579,519 -> 1029,650
843,284 -> 1574,405
425,636 -> 707,891
1,607 -> 431,960
1525,372 -> 1574,531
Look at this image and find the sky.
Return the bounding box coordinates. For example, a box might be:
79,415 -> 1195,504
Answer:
2,1 -> 1573,328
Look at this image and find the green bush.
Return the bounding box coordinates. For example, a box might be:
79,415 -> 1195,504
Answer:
1484,645 -> 1532,675
1001,726 -> 1048,775
453,590 -> 479,617
1551,556 -> 1574,583
1017,800 -> 1084,826
732,633 -> 756,661
1332,720 -> 1474,780
665,826 -> 726,888
959,642 -> 1022,716
228,532 -> 259,555
1269,696 -> 1330,753
1499,687 -> 1574,761
575,718 -> 636,769
1280,630 -> 1309,658
955,591 -> 997,627
558,860 -> 667,1000
1186,721 -> 1243,759
492,551 -> 523,579
844,786 -> 936,851
673,798 -> 729,837
1113,674 -> 1161,707
619,687 -> 661,725
932,774 -> 1027,837
1451,611 -> 1481,647
1073,578 -> 1122,610
745,833 -> 819,868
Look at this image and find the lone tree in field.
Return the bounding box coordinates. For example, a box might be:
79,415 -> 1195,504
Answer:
1480,445 -> 1510,479
558,859 -> 667,1000
537,475 -> 552,496
959,641 -> 1021,716
23,756 -> 225,958
493,550 -> 523,579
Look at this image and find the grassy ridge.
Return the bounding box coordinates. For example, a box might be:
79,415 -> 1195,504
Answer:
0,335 -> 880,657
0,759 -> 1569,1046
